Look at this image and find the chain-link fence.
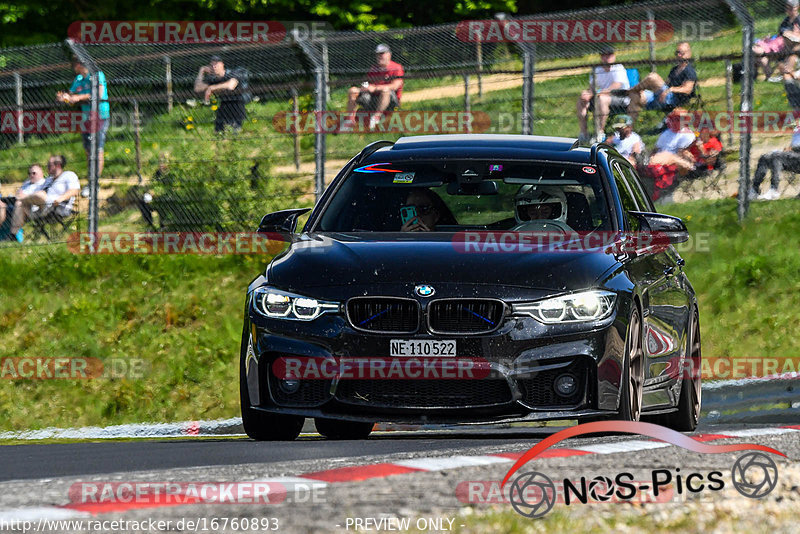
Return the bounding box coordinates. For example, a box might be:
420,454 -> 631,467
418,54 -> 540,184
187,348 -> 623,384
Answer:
2,0 -> 791,256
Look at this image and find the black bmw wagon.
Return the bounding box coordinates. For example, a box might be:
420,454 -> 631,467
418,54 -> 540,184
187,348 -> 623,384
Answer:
240,134 -> 701,440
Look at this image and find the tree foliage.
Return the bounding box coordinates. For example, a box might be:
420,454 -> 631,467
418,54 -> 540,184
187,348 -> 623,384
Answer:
1,0 -> 518,46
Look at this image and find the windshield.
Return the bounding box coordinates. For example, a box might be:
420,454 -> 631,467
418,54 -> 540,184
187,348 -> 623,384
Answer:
315,161 -> 613,233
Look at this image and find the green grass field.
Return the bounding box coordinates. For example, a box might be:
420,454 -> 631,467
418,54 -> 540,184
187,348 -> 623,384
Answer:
1,197 -> 799,431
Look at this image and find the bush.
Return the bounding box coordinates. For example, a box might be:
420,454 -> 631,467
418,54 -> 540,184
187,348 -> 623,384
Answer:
150,135 -> 277,231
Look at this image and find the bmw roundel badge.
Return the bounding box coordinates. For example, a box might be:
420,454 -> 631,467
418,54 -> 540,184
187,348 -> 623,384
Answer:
415,284 -> 435,297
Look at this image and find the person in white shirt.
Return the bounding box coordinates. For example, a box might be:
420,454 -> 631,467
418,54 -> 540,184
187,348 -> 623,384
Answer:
8,163 -> 51,241
648,108 -> 696,175
609,114 -> 644,165
577,45 -> 631,143
10,156 -> 80,237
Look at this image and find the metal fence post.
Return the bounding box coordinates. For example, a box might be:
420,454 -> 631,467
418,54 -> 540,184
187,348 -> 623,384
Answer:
519,44 -> 535,135
164,56 -> 173,113
725,59 -> 734,148
291,87 -> 301,171
725,0 -> 754,221
321,39 -> 331,104
647,10 -> 656,73
591,68 -> 601,140
13,72 -> 23,145
293,30 -> 327,202
67,38 -> 100,236
133,99 -> 142,184
88,74 -> 99,235
464,74 -> 471,115
476,41 -> 483,98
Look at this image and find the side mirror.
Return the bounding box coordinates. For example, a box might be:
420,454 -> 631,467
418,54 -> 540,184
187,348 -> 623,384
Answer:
629,211 -> 689,244
257,208 -> 311,235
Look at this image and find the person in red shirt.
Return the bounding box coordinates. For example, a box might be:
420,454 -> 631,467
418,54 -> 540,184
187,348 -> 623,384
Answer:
344,44 -> 404,130
688,129 -> 723,171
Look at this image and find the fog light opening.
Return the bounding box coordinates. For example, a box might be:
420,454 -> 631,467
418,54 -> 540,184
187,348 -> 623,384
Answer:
554,373 -> 578,398
279,379 -> 301,394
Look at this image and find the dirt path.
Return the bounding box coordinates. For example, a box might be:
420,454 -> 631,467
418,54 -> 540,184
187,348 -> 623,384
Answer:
401,71 -> 728,104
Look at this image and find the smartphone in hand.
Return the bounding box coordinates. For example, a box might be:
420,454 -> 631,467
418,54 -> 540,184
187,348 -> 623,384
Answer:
400,206 -> 418,226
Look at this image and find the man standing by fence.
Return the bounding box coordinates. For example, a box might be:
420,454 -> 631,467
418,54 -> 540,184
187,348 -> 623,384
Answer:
194,55 -> 249,133
57,57 -> 110,178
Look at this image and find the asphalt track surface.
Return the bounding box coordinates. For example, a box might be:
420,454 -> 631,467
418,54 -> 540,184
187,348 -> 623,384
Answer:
0,428 -> 559,482
0,421 -> 781,482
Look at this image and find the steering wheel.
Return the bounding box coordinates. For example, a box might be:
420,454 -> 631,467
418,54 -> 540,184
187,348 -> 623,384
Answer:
510,219 -> 573,234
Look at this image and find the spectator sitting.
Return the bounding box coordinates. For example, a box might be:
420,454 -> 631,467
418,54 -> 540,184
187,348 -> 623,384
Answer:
344,44 -> 404,131
194,55 -> 248,133
627,42 -> 697,122
10,156 -> 80,240
609,114 -> 644,165
688,128 -> 723,173
56,56 -> 110,178
7,164 -> 49,242
753,0 -> 800,81
749,123 -> 800,201
576,45 -> 630,144
648,109 -> 697,176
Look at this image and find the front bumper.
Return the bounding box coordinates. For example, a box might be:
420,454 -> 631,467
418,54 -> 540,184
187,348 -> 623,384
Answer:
244,302 -> 629,424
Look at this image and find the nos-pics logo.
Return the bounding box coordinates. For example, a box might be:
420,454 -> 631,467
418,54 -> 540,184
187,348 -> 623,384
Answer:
502,421 -> 783,519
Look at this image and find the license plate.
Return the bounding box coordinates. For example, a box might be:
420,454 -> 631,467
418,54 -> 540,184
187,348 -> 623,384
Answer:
390,339 -> 456,357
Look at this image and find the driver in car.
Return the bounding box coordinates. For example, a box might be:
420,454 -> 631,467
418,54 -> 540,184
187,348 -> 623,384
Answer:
400,188 -> 457,232
514,185 -> 568,226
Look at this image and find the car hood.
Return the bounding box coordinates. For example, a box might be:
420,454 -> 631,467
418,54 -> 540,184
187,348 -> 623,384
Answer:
267,232 -> 621,293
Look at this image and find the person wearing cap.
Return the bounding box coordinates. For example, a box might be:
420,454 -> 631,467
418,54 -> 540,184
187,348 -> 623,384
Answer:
56,57 -> 110,177
576,45 -> 630,144
627,41 -> 697,122
609,114 -> 644,165
344,44 -> 404,131
753,1 -> 800,81
194,55 -> 247,133
749,123 -> 800,200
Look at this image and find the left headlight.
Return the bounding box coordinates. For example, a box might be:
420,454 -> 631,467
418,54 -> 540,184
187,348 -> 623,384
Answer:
512,290 -> 616,324
252,287 -> 339,321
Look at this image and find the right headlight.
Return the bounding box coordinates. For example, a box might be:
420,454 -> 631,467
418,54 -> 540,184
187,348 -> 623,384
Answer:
512,290 -> 616,324
252,287 -> 339,321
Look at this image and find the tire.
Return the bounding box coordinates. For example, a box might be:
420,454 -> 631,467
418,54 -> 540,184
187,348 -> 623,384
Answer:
619,307 -> 644,421
239,327 -> 304,441
650,309 -> 701,431
315,417 -> 374,440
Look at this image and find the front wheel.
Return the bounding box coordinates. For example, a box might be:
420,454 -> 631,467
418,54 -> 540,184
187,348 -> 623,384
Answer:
240,327 -> 304,441
315,418 -> 374,440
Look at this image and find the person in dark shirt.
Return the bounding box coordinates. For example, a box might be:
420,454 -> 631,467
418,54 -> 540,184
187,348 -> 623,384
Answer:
627,42 -> 697,122
194,55 -> 247,133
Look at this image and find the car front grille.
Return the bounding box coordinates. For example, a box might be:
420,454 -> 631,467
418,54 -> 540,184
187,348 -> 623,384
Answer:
428,299 -> 505,334
336,379 -> 512,408
515,361 -> 587,408
347,297 -> 419,333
